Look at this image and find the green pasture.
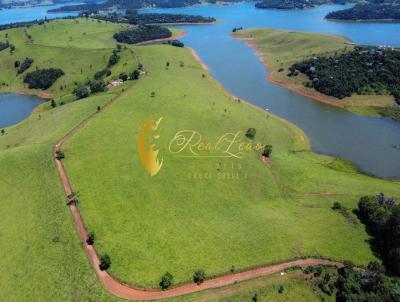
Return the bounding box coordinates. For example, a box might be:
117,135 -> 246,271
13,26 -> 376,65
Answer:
62,43 -> 400,288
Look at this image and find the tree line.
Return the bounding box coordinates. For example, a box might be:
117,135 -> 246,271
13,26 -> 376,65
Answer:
92,9 -> 215,25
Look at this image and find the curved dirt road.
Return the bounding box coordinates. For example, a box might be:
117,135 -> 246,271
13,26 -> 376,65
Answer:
53,51 -> 342,300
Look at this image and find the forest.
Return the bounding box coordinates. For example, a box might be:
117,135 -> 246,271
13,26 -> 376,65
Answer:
23,68 -> 64,89
113,25 -> 172,44
93,9 -> 215,25
326,2 -> 400,21
289,46 -> 400,105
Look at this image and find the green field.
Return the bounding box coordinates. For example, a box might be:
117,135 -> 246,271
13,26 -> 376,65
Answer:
233,28 -> 398,117
62,33 -> 399,288
1,19 -> 400,301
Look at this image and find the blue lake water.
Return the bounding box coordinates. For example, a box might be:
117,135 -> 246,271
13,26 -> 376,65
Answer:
0,3 -> 77,25
142,3 -> 400,178
0,93 -> 42,128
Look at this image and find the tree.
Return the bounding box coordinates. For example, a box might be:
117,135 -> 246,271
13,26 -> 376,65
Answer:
50,99 -> 56,108
262,144 -> 272,157
74,86 -> 90,99
55,150 -> 65,160
99,254 -> 111,271
159,272 -> 173,290
89,81 -> 106,93
130,69 -> 140,80
245,128 -> 256,139
108,51 -> 120,67
86,232 -> 95,245
1,129 -> 5,135
193,269 -> 206,284
119,72 -> 128,81
14,60 -> 20,68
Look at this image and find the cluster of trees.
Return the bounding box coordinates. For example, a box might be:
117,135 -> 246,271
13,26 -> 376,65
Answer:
335,262 -> 400,301
255,0 -> 346,10
23,68 -> 64,89
108,49 -> 120,67
16,57 -> 34,74
0,16 -> 76,31
326,2 -> 400,21
94,9 -> 215,25
358,193 -> 400,275
113,25 -> 172,44
159,269 -> 206,290
290,46 -> 400,104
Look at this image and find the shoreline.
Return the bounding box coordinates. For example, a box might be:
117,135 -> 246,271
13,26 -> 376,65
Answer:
233,35 -> 346,109
187,46 -> 310,148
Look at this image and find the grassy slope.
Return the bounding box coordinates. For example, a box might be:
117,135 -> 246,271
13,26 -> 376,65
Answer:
0,19 -> 133,102
233,28 -> 397,117
0,18 -> 325,301
0,19 -> 134,301
62,42 -> 400,289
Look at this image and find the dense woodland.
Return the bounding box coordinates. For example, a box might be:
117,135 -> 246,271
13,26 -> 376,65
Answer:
326,2 -> 400,21
93,9 -> 215,25
113,25 -> 172,44
358,193 -> 400,276
23,68 -> 64,89
290,47 -> 400,104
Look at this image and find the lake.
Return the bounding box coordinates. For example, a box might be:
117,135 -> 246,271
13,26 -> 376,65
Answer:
0,93 -> 42,128
142,3 -> 400,178
0,3 -> 399,178
0,3 -> 78,25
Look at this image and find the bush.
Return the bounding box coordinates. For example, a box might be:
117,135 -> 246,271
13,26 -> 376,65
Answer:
99,254 -> 111,271
74,85 -> 90,99
86,232 -> 95,245
245,128 -> 256,139
262,144 -> 272,157
193,269 -> 206,284
332,202 -> 342,210
119,72 -> 128,81
23,68 -> 64,89
159,272 -> 173,290
130,69 -> 140,80
55,150 -> 65,160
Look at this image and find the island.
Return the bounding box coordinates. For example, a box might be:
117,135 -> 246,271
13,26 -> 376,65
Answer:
326,2 -> 400,21
233,28 -> 400,121
255,0 -> 347,10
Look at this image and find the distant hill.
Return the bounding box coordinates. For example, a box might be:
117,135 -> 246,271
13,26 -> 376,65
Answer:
255,0 -> 347,10
326,2 -> 400,21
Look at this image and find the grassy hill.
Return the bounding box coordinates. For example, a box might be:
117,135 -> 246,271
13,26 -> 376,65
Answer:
233,28 -> 398,118
1,18 -> 399,301
62,38 -> 399,288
